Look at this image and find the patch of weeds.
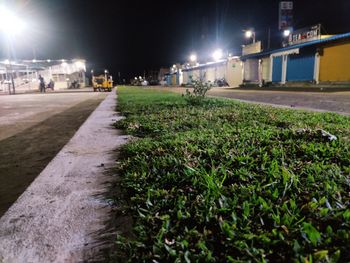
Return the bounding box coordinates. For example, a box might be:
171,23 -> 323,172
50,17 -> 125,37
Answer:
184,79 -> 213,105
111,86 -> 350,262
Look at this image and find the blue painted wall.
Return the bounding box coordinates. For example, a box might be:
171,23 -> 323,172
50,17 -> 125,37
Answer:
272,56 -> 283,82
286,54 -> 315,81
166,75 -> 171,85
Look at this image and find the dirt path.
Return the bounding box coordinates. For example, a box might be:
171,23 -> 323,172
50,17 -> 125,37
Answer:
0,95 -> 105,216
0,90 -> 128,262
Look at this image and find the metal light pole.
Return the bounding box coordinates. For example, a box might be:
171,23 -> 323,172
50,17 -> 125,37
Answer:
9,62 -> 15,94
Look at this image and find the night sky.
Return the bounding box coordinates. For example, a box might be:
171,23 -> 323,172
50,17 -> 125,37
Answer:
1,0 -> 350,80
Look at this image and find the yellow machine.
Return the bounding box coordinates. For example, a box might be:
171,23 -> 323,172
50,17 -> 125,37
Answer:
92,72 -> 113,92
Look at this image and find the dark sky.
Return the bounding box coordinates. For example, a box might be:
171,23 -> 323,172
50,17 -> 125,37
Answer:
1,0 -> 350,80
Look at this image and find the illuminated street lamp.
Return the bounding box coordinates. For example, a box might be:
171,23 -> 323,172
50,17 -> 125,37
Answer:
212,49 -> 223,61
244,29 -> 256,43
283,29 -> 291,37
0,6 -> 25,36
0,6 -> 26,94
189,53 -> 197,63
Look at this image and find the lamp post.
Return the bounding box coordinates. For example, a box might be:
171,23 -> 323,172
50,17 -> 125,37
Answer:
104,69 -> 108,82
283,29 -> 291,37
212,49 -> 223,61
0,6 -> 25,94
245,30 -> 256,43
189,53 -> 197,64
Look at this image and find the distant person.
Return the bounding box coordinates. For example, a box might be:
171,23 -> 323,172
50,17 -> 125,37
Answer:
39,75 -> 45,93
47,79 -> 55,91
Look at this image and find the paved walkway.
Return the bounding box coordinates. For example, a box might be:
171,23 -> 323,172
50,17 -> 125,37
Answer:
208,88 -> 350,115
154,87 -> 350,115
0,90 -> 129,262
0,88 -> 105,141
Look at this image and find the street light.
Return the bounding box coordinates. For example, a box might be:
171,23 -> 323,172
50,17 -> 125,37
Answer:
189,53 -> 197,62
0,6 -> 25,36
212,49 -> 223,61
283,29 -> 291,37
0,6 -> 26,94
245,30 -> 256,43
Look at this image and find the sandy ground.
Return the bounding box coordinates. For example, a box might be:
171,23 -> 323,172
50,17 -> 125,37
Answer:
151,87 -> 350,115
0,90 -> 108,216
0,88 -> 101,141
0,90 -> 129,262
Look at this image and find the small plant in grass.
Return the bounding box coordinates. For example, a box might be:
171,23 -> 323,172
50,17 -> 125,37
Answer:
185,78 -> 213,105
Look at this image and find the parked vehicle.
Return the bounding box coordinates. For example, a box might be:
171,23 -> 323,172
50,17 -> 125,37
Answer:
68,80 -> 80,89
92,72 -> 113,92
214,78 -> 228,87
47,80 -> 55,91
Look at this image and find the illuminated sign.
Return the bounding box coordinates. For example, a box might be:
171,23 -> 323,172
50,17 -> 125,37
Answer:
288,24 -> 321,46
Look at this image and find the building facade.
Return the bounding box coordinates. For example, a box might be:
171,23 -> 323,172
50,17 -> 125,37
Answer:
241,32 -> 350,86
0,59 -> 86,93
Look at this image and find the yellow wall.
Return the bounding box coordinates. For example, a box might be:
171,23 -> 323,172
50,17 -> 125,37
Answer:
171,75 -> 176,85
320,42 -> 350,82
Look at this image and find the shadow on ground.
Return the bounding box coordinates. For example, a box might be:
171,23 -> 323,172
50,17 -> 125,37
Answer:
0,96 -> 105,216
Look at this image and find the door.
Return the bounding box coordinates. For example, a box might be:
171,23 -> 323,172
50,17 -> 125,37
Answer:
286,54 -> 315,81
272,56 -> 283,82
244,59 -> 259,82
226,59 -> 243,87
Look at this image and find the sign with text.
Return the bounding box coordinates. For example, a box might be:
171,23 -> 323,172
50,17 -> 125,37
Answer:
288,24 -> 321,46
279,1 -> 293,30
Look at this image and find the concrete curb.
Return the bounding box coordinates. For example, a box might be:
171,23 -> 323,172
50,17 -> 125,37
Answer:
0,89 -> 128,262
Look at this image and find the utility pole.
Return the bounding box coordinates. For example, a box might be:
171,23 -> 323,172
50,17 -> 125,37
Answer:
9,62 -> 15,94
6,43 -> 16,94
267,27 -> 271,49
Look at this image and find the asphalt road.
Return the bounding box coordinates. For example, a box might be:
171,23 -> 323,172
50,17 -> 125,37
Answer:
153,87 -> 350,115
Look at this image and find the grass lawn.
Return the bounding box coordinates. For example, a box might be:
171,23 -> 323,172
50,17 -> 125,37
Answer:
112,86 -> 350,262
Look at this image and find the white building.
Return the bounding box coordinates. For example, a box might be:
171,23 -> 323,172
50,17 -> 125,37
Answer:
0,59 -> 86,94
182,57 -> 243,88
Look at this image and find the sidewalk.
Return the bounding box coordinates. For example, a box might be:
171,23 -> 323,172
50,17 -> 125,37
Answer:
0,89 -> 129,262
151,86 -> 350,115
